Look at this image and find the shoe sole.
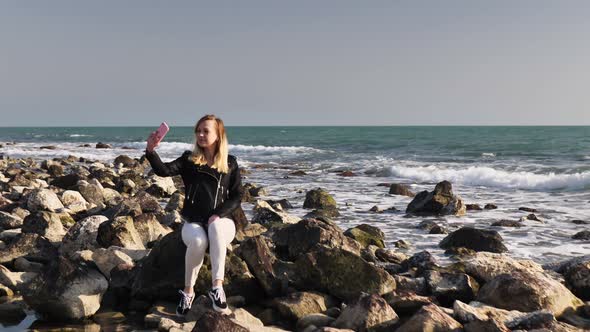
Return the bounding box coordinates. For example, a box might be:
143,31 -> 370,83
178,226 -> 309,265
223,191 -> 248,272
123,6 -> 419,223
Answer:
208,293 -> 231,315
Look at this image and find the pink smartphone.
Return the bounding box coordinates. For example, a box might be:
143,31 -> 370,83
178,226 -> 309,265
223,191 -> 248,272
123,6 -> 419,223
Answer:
154,122 -> 169,143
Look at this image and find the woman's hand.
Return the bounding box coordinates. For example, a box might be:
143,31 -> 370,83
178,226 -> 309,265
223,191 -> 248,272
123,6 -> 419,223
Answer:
208,214 -> 220,225
146,131 -> 160,152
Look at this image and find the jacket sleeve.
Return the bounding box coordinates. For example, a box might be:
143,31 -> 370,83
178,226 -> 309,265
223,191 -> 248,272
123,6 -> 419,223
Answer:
144,149 -> 190,177
212,156 -> 243,218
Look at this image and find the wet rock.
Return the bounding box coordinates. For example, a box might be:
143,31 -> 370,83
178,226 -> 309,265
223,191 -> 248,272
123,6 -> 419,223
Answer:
484,203 -> 498,210
466,204 -> 482,211
445,246 -> 477,257
563,260 -> 590,300
424,270 -> 479,306
573,219 -> 589,225
303,188 -> 337,210
0,211 -> 23,230
96,142 -> 112,149
273,291 -> 336,321
265,199 -> 294,210
375,249 -> 408,265
295,247 -> 396,301
573,231 -> 590,240
343,224 -> 385,249
491,219 -> 522,227
59,215 -> 109,258
393,239 -> 410,249
439,227 -> 507,253
331,293 -> 399,331
477,270 -> 583,316
114,155 -> 137,168
97,216 -> 145,249
289,170 -> 307,176
272,218 -> 362,260
396,304 -> 462,332
406,251 -> 438,271
252,200 -> 301,225
389,183 -> 415,197
303,207 -> 340,219
27,189 -> 65,212
406,181 -> 466,216
368,205 -> 382,213
22,256 -> 109,321
337,170 -> 355,177
429,225 -> 448,234
61,190 -> 90,213
519,207 -> 537,212
527,213 -> 541,222
0,232 -> 57,264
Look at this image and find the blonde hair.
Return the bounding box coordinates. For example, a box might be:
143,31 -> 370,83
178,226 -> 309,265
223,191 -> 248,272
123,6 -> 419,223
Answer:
191,114 -> 229,173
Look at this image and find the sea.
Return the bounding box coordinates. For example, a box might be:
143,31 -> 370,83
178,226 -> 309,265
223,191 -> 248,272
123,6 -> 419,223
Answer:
1,126 -> 589,266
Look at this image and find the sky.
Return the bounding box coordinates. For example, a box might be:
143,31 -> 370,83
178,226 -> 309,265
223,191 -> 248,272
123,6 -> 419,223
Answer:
1,1 -> 590,126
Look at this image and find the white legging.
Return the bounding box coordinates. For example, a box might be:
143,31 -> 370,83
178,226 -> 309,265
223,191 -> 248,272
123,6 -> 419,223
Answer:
180,217 -> 236,289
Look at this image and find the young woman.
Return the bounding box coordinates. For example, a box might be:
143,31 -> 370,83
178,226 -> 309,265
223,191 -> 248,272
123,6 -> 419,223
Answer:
144,115 -> 243,316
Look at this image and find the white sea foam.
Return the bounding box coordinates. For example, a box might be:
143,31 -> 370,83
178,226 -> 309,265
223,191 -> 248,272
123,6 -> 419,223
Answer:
384,164 -> 590,190
481,152 -> 496,157
69,134 -> 93,137
228,144 -> 324,153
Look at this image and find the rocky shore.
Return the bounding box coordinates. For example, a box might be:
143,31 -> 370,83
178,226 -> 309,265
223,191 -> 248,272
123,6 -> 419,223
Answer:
0,152 -> 589,331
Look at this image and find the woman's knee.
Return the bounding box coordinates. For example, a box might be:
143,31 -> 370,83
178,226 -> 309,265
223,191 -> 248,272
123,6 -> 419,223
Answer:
186,233 -> 208,252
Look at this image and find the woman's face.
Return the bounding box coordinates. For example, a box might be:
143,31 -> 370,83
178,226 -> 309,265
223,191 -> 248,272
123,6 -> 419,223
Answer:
196,120 -> 219,149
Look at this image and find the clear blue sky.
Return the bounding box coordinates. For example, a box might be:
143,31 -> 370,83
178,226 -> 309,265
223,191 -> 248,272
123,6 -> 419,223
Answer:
1,1 -> 590,126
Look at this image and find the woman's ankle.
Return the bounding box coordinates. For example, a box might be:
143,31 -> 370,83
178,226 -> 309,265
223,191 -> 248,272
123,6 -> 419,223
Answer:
183,287 -> 194,295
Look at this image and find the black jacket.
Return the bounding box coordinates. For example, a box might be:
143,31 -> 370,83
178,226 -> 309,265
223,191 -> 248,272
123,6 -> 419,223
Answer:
145,149 -> 243,225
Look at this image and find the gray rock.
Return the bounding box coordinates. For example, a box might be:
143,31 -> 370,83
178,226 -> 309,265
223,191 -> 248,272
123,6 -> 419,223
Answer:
59,215 -> 109,258
396,304 -> 462,332
27,189 -> 65,212
0,211 -> 23,230
97,216 -> 145,249
0,233 -> 58,264
331,293 -> 398,332
439,227 -> 507,253
406,181 -> 466,216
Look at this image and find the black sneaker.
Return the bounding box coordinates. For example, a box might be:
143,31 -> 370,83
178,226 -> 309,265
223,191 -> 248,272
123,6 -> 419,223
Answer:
208,287 -> 230,314
176,290 -> 194,316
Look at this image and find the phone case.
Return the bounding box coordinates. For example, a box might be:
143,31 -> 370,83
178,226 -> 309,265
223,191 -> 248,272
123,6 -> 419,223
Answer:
155,122 -> 169,142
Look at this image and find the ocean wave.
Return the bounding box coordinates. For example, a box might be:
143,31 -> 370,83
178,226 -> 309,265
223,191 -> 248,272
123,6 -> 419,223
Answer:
69,134 -> 93,137
481,152 -> 496,157
228,144 -> 324,153
384,164 -> 590,190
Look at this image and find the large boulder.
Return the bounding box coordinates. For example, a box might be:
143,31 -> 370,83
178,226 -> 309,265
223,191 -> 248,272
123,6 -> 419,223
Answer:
331,293 -> 399,332
396,303 -> 463,332
134,191 -> 162,214
50,173 -> 84,190
22,211 -> 72,243
476,270 -> 583,316
77,180 -> 105,206
146,175 -> 176,198
0,264 -> 38,292
343,224 -> 385,249
303,188 -> 337,210
27,189 -> 64,212
272,218 -> 361,261
114,155 -> 138,168
273,291 -> 336,321
60,190 -> 90,213
389,183 -> 415,197
252,200 -> 301,225
406,181 -> 466,216
455,252 -> 544,282
295,247 -> 396,301
0,233 -> 58,264
165,191 -> 184,212
560,259 -> 590,300
22,256 -> 109,321
439,227 -> 507,253
423,270 -> 479,306
0,211 -> 23,230
97,216 -> 145,249
59,215 -> 109,258
103,199 -> 143,219
133,213 -> 172,246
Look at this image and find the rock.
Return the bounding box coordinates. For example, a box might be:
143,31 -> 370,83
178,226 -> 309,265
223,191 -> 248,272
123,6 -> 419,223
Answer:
13,257 -> 43,272
61,190 -> 90,213
252,200 -> 301,225
457,252 -> 545,282
563,260 -> 590,300
406,251 -> 438,271
289,170 -> 307,176
97,216 -> 145,249
405,181 -> 466,216
331,293 -> 399,332
526,213 -> 541,222
90,247 -> 135,278
303,188 -> 337,210
519,207 -> 537,212
103,188 -> 123,206
396,304 -> 463,332
51,173 -> 84,190
59,215 -> 109,258
429,225 -> 448,234
393,239 -> 410,249
77,180 -> 105,206
297,313 -> 335,331
337,170 -> 355,177
303,208 -> 340,219
0,298 -> 27,326
273,291 -> 336,321
375,249 -> 408,265
265,199 -> 294,210
27,189 -> 65,212
0,233 -> 58,264
103,199 -> 143,219
22,211 -> 70,243
235,223 -> 267,242
134,213 -> 172,246
165,191 -> 184,212
466,204 -> 482,211
117,178 -> 136,195
383,292 -> 435,316
195,311 -> 249,332
424,270 -> 479,306
96,142 -> 112,149
505,310 -> 556,330
22,256 -> 109,321
146,175 -> 176,198
484,203 -> 498,210
0,264 -> 38,291
272,218 -> 362,260
0,211 -> 23,230
477,270 -> 583,316
368,205 -> 382,213
244,183 -> 267,198
573,231 -> 590,240
344,224 -> 385,249
295,247 -> 396,301
114,155 -> 137,168
439,227 -> 507,253
389,183 -> 415,197
134,191 -> 162,213
11,207 -> 30,220
491,219 -> 522,227
445,247 -> 477,257
161,210 -> 183,227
